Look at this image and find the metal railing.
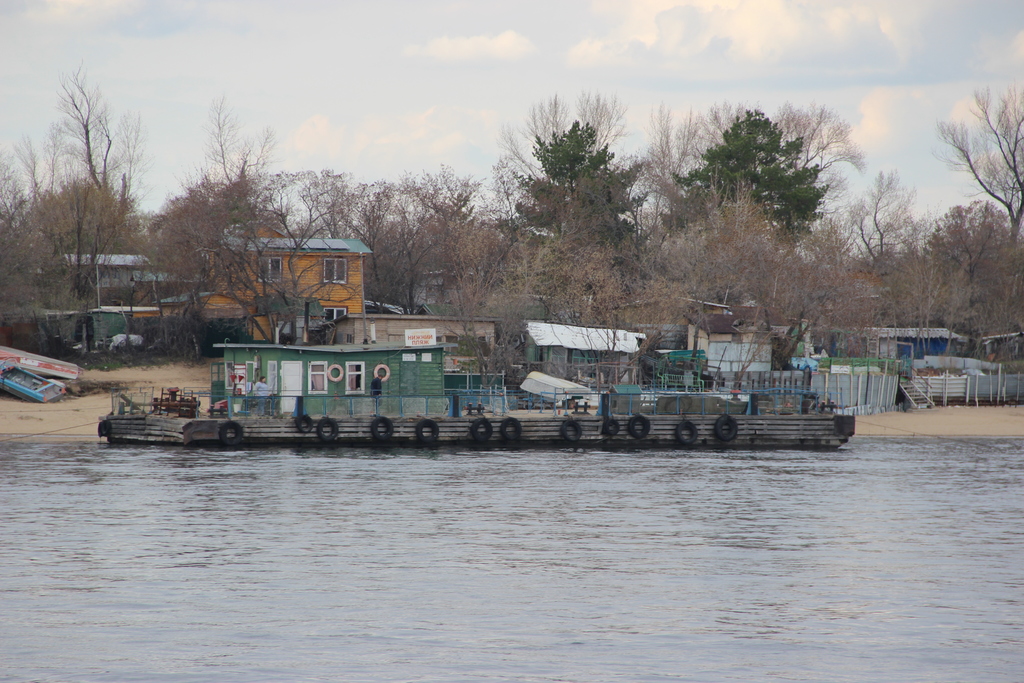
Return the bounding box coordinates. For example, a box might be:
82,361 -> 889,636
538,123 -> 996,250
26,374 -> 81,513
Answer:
212,394 -> 456,419
447,388 -> 510,416
818,357 -> 905,376
109,387 -> 154,415
656,372 -> 705,391
505,389 -> 600,416
109,386 -> 842,420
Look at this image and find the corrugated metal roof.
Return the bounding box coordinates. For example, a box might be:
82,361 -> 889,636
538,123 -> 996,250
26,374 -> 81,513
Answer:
869,327 -> 967,340
64,254 -> 149,266
259,238 -> 372,253
526,321 -> 644,353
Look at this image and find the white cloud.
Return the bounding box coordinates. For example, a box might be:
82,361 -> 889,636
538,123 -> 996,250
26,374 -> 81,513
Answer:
567,37 -> 634,68
26,0 -> 137,23
853,88 -> 905,152
281,106 -> 500,179
979,29 -> 1024,73
567,0 -> 920,71
947,95 -> 978,124
405,30 -> 536,62
288,114 -> 347,160
851,86 -> 932,154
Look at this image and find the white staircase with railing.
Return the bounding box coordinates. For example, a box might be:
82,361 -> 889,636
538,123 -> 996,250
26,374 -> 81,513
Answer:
900,376 -> 935,409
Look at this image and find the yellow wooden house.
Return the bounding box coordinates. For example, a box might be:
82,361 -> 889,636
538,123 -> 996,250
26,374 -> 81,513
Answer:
162,232 -> 371,344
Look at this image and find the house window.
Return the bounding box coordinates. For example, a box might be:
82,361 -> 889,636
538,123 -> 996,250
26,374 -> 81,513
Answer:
346,362 -> 364,394
323,307 -> 348,321
309,362 -> 328,394
323,258 -> 347,283
264,257 -> 282,282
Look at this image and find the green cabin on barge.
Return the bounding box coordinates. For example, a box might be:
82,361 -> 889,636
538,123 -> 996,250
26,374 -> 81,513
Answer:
213,342 -> 452,418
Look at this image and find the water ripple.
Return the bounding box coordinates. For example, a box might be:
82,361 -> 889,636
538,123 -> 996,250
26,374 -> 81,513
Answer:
1,438 -> 1022,682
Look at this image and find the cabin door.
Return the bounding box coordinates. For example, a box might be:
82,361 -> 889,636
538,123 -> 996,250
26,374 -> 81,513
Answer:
280,360 -> 303,413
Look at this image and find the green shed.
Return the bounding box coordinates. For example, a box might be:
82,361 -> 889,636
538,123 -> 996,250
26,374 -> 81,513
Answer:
213,341 -> 452,418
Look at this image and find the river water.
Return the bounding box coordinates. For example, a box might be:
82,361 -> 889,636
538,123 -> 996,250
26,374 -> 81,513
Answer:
1,438 -> 1021,682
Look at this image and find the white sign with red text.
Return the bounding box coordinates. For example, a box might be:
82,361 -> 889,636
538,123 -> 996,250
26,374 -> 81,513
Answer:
405,328 -> 436,347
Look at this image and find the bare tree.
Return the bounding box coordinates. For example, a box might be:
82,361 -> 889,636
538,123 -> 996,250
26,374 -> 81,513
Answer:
641,104 -> 704,235
15,128 -> 65,196
333,174 -> 449,312
0,70 -> 150,311
684,195 -> 875,366
204,96 -> 276,183
34,180 -> 137,301
938,83 -> 1024,241
700,101 -> 749,148
849,170 -> 917,267
775,102 -> 865,201
265,170 -> 354,241
55,67 -> 147,201
0,152 -> 40,315
926,202 -> 1011,335
499,91 -> 629,180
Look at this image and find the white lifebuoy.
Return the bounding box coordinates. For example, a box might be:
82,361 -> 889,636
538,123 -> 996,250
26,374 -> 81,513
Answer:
373,363 -> 391,382
327,364 -> 344,383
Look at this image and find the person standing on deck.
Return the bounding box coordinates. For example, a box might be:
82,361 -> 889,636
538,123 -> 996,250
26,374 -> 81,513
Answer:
254,376 -> 271,416
370,369 -> 384,396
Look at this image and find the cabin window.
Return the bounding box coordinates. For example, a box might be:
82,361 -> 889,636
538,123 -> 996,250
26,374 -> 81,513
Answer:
308,362 -> 328,393
323,258 -> 347,283
323,307 -> 348,321
263,257 -> 282,282
346,362 -> 364,394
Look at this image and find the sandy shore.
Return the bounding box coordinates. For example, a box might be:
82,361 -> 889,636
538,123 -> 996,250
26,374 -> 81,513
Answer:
853,405 -> 1024,437
0,362 -> 210,443
3,362 -> 1024,443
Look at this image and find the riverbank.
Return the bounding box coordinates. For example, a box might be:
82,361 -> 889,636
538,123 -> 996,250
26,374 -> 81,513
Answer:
0,362 -> 210,443
2,363 -> 1024,442
854,405 -> 1024,437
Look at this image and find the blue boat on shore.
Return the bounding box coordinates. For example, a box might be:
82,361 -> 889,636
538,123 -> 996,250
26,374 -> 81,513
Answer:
0,360 -> 67,403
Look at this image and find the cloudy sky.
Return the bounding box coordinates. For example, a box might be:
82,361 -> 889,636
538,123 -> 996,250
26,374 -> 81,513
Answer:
2,0 -> 1022,214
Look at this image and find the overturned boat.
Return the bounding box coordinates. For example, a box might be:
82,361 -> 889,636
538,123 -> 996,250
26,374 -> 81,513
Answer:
0,360 -> 67,403
0,345 -> 83,381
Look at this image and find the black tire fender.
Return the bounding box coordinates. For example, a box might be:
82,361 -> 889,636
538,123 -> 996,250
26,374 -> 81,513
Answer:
627,414 -> 650,439
218,420 -> 244,446
97,419 -> 112,438
601,417 -> 620,436
499,417 -> 522,441
316,417 -> 339,443
370,415 -> 394,442
469,417 -> 492,442
415,418 -> 440,444
295,414 -> 314,433
713,414 -> 738,442
675,420 -> 698,446
560,419 -> 582,442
